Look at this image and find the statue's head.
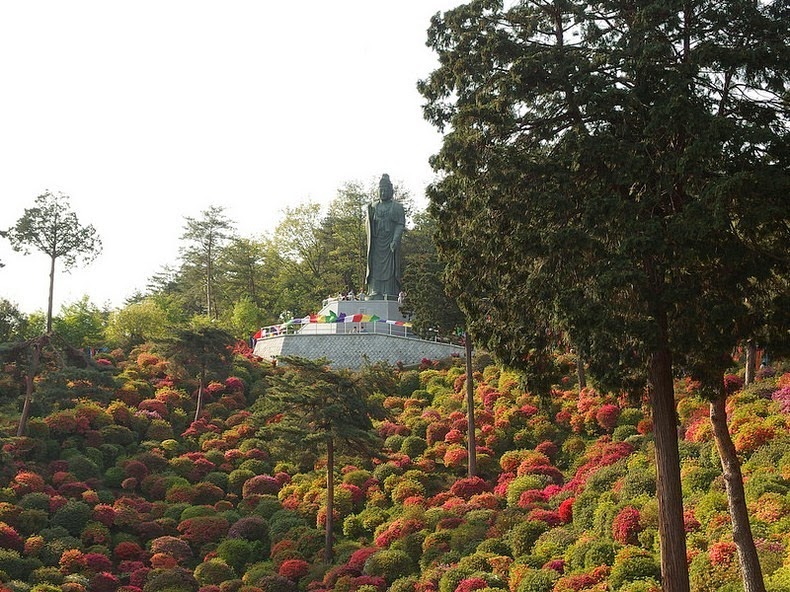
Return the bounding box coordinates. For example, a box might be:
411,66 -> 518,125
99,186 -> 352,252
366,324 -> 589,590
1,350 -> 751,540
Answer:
379,174 -> 394,201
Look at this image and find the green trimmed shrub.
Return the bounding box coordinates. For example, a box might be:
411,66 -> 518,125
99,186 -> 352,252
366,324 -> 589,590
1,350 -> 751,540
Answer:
401,435 -> 428,458
509,521 -> 549,558
398,371 -> 421,397
516,568 -> 558,592
0,549 -> 42,580
194,559 -> 236,585
363,549 -> 415,582
609,548 -> 661,590
51,501 -> 92,536
215,539 -> 253,574
142,566 -> 199,592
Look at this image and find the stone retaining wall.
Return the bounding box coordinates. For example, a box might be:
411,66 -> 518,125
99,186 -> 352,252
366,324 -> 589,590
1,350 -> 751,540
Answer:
252,333 -> 464,370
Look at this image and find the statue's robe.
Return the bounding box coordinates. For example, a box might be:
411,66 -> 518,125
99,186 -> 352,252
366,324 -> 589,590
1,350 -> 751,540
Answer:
365,198 -> 405,299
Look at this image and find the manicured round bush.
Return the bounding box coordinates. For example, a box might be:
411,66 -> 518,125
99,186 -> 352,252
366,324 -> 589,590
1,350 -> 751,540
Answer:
242,475 -> 281,498
149,536 -> 193,561
215,539 -> 253,574
0,548 -> 42,580
401,436 -> 428,458
508,521 -> 549,558
194,559 -> 236,586
52,501 -> 93,536
612,507 -> 642,545
609,548 -> 661,590
277,558 -> 310,581
506,475 -> 549,508
142,566 -> 199,592
253,574 -> 297,592
363,549 -> 414,582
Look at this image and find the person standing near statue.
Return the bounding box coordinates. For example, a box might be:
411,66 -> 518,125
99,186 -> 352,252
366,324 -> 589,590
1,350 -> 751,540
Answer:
365,173 -> 405,300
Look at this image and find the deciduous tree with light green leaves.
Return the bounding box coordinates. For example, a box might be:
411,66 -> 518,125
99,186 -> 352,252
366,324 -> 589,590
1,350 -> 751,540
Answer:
420,2 -> 788,591
6,191 -> 102,333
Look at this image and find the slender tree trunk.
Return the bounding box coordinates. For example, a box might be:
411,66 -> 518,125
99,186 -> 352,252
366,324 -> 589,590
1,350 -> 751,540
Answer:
17,339 -> 42,437
325,436 -> 335,563
465,333 -> 477,478
744,340 -> 757,386
194,375 -> 205,423
206,253 -> 213,319
46,255 -> 56,333
710,392 -> 766,592
648,348 -> 690,592
577,354 -> 587,389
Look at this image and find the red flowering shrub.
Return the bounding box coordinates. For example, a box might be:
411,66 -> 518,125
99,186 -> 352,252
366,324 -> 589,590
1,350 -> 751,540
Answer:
684,509 -> 701,532
517,490 -> 548,510
278,558 -> 310,581
454,577 -> 489,592
596,404 -> 620,432
558,497 -> 574,523
347,547 -> 378,572
443,446 -> 467,469
709,541 -> 737,566
426,422 -> 451,446
0,523 -> 23,552
374,517 -> 425,548
114,541 -> 145,561
11,471 -> 46,495
242,475 -> 281,497
535,440 -> 558,460
90,571 -> 120,592
150,536 -> 194,561
527,509 -> 564,527
60,549 -> 88,573
449,476 -> 491,500
444,429 -> 464,444
612,506 -> 642,545
553,566 -> 610,592
177,516 -> 230,547
225,376 -> 245,392
138,399 -> 168,418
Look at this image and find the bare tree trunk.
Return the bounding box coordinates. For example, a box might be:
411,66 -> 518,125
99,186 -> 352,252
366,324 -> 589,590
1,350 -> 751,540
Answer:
46,255 -> 56,333
744,340 -> 757,386
577,354 -> 587,389
194,377 -> 205,423
648,347 -> 690,592
465,333 -> 477,478
17,340 -> 42,437
710,393 -> 766,592
324,436 -> 335,563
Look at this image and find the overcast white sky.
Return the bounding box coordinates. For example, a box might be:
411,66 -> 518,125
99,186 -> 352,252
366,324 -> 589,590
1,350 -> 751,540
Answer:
0,1 -> 459,314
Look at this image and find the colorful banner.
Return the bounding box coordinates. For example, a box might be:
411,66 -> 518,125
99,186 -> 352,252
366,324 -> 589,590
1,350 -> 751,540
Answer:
255,312 -> 412,336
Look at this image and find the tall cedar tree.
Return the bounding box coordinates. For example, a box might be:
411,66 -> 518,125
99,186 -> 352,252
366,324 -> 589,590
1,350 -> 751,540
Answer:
6,191 -> 102,333
255,356 -> 380,563
156,326 -> 236,422
420,2 -> 788,591
180,206 -> 236,320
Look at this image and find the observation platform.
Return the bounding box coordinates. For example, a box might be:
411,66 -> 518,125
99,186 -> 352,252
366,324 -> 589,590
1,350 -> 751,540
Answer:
251,295 -> 465,370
